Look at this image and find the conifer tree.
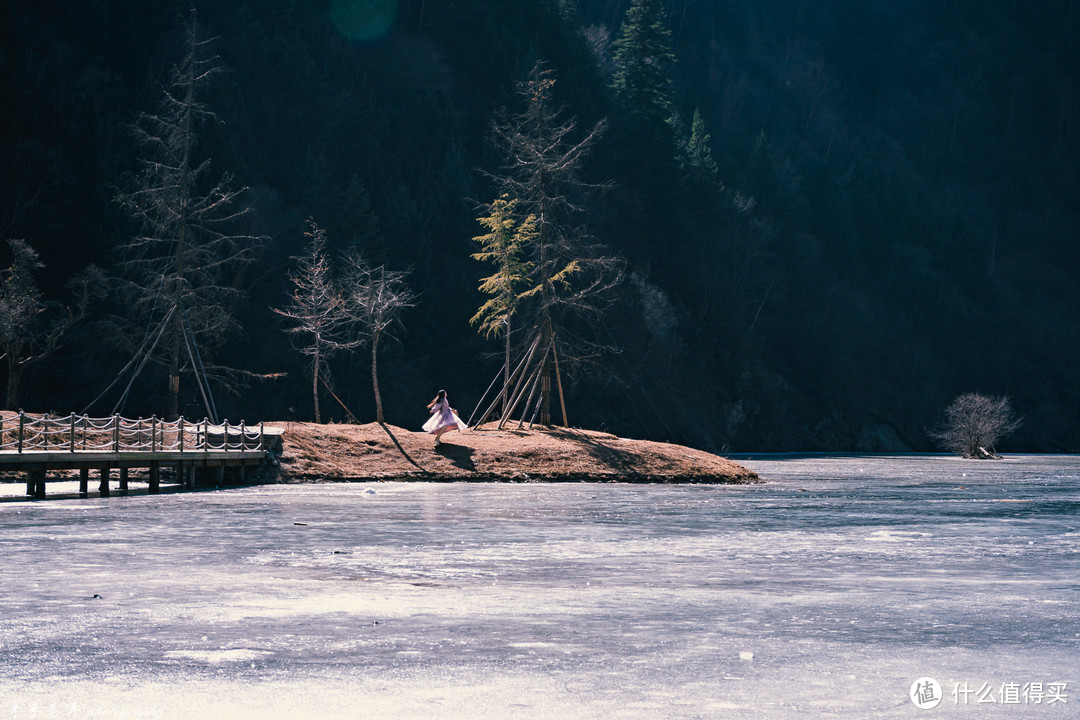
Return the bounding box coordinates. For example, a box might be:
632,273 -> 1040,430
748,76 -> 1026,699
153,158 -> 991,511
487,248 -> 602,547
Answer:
686,108 -> 718,178
471,195 -> 535,415
337,174 -> 385,262
114,12 -> 259,420
0,239 -> 87,409
489,62 -> 622,425
611,0 -> 676,131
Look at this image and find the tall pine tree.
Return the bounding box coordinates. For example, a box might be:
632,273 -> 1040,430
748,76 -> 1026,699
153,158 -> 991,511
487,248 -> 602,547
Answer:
114,13 -> 259,420
611,0 -> 676,135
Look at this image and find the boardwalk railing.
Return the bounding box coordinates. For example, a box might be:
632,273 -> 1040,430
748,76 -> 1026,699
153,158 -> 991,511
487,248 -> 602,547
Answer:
0,412 -> 267,454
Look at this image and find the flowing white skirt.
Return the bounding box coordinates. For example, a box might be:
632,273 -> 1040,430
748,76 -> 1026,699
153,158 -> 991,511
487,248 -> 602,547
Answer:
423,402 -> 467,434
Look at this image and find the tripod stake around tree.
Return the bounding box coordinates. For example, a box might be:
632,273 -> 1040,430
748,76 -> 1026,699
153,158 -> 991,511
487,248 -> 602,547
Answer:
470,330 -> 568,430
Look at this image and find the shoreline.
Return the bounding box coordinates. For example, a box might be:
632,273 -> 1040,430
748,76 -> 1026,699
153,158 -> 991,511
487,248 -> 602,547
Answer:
0,419 -> 760,495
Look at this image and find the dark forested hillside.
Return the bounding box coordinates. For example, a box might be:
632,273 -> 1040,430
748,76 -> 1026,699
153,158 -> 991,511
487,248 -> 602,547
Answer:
2,0 -> 1077,452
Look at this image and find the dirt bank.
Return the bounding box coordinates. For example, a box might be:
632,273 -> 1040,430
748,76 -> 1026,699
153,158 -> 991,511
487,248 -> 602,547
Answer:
274,421 -> 759,484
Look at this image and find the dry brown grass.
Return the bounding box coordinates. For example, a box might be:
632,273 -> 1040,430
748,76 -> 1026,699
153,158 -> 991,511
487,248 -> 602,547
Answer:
275,421 -> 759,484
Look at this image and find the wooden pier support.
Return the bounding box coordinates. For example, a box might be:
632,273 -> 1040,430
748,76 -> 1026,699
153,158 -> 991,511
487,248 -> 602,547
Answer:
215,465 -> 224,488
26,469 -> 46,499
79,468 -> 89,497
99,468 -> 110,497
119,467 -> 129,494
149,463 -> 160,494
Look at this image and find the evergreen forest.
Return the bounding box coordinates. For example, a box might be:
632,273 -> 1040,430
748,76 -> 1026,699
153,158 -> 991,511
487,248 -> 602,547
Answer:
2,0 -> 1078,452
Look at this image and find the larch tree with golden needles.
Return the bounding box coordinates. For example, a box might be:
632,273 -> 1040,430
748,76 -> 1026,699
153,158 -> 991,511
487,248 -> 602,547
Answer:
471,195 -> 535,416
486,61 -> 622,426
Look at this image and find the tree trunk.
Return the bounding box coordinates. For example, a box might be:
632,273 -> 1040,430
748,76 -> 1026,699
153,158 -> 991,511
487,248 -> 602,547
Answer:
372,330 -> 384,423
312,344 -> 322,424
5,360 -> 22,411
539,219 -> 552,426
167,317 -> 180,421
502,317 -> 511,415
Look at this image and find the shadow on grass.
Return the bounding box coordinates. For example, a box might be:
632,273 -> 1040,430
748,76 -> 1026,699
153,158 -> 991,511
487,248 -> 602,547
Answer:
545,427 -> 644,475
378,423 -> 426,472
435,442 -> 476,471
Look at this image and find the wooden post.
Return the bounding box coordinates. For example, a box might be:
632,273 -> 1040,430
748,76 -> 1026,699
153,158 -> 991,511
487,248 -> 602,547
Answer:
179,417 -> 184,452
552,344 -> 568,427
69,414 -> 76,452
112,415 -> 120,452
32,469 -> 46,499
497,335 -> 541,428
99,467 -> 110,497
176,462 -> 185,489
18,411 -> 24,453
79,468 -> 89,497
151,416 -> 157,452
25,471 -> 33,496
119,467 -> 129,493
149,463 -> 160,494
216,464 -> 224,488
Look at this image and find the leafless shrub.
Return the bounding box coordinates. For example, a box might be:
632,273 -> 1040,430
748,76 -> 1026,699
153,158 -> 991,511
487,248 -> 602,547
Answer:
928,392 -> 1022,458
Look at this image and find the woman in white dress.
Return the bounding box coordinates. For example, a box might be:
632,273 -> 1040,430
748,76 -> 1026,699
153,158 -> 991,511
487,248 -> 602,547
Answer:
423,389 -> 467,446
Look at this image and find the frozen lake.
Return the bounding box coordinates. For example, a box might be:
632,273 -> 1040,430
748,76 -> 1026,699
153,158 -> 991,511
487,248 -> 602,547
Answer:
1,454 -> 1077,718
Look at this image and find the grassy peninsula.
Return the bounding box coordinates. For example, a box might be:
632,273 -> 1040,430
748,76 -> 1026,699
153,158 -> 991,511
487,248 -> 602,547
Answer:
275,422 -> 758,484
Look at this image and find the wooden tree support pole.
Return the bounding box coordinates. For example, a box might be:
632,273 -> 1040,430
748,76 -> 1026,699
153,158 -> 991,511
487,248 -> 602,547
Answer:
483,334 -> 539,430
517,352 -> 549,429
498,335 -> 545,429
552,344 -> 568,427
514,340 -> 552,429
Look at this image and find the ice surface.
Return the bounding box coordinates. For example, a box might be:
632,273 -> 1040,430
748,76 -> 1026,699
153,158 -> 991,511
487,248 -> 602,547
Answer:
0,454 -> 1077,718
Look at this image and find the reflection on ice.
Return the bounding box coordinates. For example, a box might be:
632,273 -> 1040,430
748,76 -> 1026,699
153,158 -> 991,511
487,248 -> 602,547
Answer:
0,454 -> 1077,718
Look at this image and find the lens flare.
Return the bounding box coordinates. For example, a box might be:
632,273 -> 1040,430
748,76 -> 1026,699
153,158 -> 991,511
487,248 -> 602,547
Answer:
330,0 -> 398,42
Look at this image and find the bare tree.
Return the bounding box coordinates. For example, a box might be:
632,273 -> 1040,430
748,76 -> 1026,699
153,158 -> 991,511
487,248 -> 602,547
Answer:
488,61 -> 623,426
113,12 -> 259,420
929,392 -> 1023,458
342,256 -> 415,424
0,239 -> 88,409
273,219 -> 360,423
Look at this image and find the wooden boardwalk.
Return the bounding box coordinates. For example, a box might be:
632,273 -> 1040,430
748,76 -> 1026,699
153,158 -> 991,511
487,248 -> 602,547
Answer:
0,412 -> 277,499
